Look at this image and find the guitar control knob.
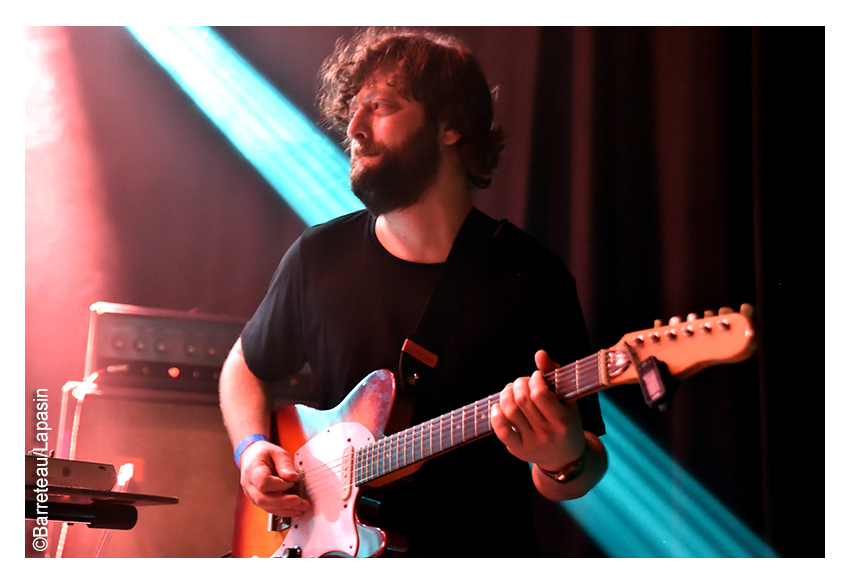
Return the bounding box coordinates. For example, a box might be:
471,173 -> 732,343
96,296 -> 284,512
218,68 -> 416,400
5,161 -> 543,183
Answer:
740,303 -> 754,319
704,310 -> 716,318
718,306 -> 733,315
669,316 -> 681,325
654,319 -> 663,328
282,546 -> 302,558
687,313 -> 698,322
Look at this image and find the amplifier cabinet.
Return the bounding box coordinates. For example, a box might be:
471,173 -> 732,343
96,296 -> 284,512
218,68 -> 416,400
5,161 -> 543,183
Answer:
83,302 -> 315,406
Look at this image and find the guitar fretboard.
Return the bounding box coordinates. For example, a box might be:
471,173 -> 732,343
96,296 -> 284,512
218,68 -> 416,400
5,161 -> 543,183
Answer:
353,353 -> 604,485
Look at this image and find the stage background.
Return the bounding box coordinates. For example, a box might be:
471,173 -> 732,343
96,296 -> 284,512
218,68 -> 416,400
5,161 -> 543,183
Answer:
24,26 -> 824,558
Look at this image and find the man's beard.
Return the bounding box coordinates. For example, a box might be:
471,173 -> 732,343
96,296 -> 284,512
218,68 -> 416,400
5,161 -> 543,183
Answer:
349,118 -> 441,216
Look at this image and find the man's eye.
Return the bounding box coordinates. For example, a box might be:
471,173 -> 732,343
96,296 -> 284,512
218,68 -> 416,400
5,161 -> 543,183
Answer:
373,100 -> 395,113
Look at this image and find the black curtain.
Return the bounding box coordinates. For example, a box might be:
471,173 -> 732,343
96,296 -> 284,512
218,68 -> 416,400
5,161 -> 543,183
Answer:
522,26 -> 824,558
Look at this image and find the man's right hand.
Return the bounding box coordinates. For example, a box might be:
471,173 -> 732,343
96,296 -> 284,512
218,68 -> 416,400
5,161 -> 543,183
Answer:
238,440 -> 311,518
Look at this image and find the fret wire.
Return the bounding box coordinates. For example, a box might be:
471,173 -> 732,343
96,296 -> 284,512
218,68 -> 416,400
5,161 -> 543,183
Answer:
573,360 -> 577,397
405,426 -> 411,467
373,440 -> 378,479
371,440 -> 376,480
463,404 -> 469,441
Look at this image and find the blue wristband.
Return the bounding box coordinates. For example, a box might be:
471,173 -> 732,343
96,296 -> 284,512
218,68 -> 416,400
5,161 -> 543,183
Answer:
234,434 -> 270,468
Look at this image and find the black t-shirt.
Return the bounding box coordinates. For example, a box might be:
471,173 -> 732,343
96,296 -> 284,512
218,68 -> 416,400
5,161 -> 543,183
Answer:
241,209 -> 605,557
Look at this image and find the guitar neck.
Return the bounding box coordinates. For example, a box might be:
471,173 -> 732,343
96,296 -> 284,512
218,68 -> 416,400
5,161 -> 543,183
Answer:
352,305 -> 757,486
353,353 -> 605,486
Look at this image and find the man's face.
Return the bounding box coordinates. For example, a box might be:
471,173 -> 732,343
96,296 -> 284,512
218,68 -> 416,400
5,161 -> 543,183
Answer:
346,70 -> 441,216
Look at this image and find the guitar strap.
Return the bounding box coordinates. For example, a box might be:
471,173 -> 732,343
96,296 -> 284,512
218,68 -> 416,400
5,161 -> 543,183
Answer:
390,208 -> 505,434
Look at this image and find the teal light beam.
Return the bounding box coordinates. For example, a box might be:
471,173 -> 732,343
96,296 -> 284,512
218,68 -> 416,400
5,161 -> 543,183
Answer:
560,396 -> 777,557
126,26 -> 363,227
128,25 -> 776,558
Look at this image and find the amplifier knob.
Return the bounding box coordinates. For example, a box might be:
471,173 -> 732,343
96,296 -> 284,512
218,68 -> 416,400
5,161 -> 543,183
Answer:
134,338 -> 146,351
111,337 -> 126,350
155,341 -> 168,353
185,343 -> 197,355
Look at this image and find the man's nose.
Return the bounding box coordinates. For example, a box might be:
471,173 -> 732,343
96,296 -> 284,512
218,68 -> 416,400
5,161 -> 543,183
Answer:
346,107 -> 371,144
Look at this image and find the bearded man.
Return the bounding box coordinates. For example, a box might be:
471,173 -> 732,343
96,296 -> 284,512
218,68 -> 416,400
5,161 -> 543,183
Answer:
219,28 -> 607,558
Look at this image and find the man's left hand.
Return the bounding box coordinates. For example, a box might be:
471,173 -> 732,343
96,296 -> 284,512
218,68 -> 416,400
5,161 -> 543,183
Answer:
490,350 -> 588,471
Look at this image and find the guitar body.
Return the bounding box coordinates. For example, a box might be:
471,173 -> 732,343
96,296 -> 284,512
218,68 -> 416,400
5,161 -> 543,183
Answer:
231,369 -> 397,558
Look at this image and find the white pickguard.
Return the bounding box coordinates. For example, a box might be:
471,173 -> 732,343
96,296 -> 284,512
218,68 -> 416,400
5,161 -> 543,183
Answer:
271,422 -> 377,558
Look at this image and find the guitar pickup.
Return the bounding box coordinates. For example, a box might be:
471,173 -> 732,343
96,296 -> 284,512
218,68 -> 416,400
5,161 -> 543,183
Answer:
340,444 -> 354,501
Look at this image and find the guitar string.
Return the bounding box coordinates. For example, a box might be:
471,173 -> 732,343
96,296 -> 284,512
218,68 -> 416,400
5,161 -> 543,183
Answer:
293,358 -> 603,494
305,331 -> 724,500
291,358 -> 605,495
292,365 -> 607,501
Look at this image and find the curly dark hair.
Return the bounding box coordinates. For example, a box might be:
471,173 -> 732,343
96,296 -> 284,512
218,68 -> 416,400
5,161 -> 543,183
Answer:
318,27 -> 505,189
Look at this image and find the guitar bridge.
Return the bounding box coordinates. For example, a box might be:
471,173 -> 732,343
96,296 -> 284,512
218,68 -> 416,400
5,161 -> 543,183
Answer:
268,514 -> 290,532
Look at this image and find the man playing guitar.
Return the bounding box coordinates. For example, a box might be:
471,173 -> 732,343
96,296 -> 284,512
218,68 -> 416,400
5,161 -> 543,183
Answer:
219,28 -> 608,557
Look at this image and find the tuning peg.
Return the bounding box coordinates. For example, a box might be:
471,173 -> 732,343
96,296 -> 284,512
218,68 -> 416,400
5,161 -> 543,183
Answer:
687,313 -> 698,322
740,303 -> 754,319
718,306 -> 733,315
704,310 -> 715,318
654,319 -> 663,328
669,316 -> 681,325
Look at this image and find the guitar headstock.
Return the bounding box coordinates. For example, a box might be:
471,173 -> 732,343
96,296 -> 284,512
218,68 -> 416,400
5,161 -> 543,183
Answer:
607,304 -> 756,386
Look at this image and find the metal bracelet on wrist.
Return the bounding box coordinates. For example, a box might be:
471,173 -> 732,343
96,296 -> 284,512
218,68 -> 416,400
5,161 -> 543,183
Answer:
538,439 -> 590,484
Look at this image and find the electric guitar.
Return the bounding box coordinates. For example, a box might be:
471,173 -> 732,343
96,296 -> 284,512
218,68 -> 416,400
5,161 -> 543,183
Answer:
231,305 -> 756,558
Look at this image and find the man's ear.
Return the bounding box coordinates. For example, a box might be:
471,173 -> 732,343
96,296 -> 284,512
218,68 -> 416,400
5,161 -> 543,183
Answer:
441,125 -> 462,146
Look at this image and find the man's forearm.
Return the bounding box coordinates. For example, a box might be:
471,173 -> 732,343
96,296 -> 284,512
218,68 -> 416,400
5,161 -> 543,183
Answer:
219,337 -> 272,450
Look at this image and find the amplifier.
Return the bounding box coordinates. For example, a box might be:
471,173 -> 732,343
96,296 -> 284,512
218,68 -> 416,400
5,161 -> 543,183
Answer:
84,302 -> 314,405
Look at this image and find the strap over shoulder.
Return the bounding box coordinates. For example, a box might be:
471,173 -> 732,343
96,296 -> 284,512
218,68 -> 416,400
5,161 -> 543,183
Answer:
399,208 -> 506,394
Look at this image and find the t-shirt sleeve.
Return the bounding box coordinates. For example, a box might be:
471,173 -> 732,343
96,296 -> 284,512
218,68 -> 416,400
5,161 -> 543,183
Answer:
240,238 -> 308,383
